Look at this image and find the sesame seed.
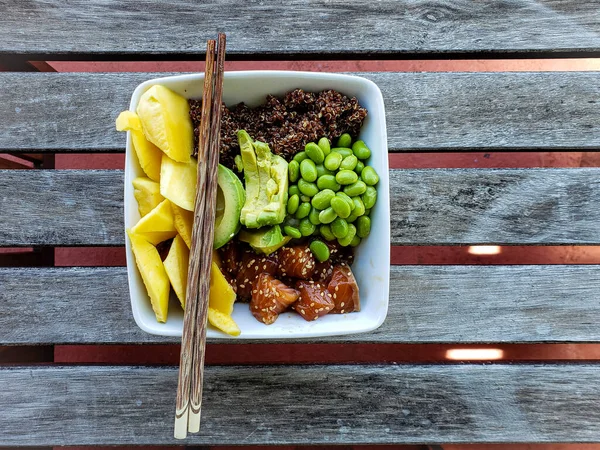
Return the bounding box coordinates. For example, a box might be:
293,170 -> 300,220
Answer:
240,284 -> 245,288
340,309 -> 345,314
310,302 -> 314,306
263,264 -> 267,270
333,293 -> 337,299
255,265 -> 259,270
335,286 -> 339,292
341,302 -> 345,307
300,310 -> 305,314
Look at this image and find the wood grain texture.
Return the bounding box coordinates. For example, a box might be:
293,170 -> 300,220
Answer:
3,265 -> 600,345
3,168 -> 600,246
1,0 -> 600,57
2,72 -> 600,152
0,170 -> 124,246
390,168 -> 600,245
2,364 -> 600,445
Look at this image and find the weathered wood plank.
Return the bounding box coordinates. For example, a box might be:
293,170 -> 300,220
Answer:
390,168 -> 600,245
3,168 -> 600,246
2,72 -> 600,152
3,364 -> 600,445
0,170 -> 124,246
3,265 -> 600,344
2,0 -> 600,58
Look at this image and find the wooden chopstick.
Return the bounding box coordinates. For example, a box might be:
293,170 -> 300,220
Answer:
174,38 -> 217,440
188,32 -> 227,434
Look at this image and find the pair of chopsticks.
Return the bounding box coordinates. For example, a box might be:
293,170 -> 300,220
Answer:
174,33 -> 226,440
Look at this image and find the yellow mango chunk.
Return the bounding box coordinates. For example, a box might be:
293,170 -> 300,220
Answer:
136,85 -> 193,163
133,177 -> 164,217
209,261 -> 236,315
160,154 -> 197,211
171,203 -> 193,248
128,230 -> 170,323
208,308 -> 241,336
116,111 -> 162,181
163,235 -> 189,309
131,199 -> 177,245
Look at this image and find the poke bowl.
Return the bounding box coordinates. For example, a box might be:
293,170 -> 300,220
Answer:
121,71 -> 390,339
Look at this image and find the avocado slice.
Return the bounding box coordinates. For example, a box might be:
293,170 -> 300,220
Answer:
238,224 -> 292,255
214,164 -> 246,249
238,130 -> 288,228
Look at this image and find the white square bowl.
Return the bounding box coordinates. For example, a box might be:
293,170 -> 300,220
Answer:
124,71 -> 390,339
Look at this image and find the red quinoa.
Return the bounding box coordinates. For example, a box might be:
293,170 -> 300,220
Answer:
189,88 -> 367,169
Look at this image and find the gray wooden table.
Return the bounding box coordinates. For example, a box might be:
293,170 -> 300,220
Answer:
2,1 -> 600,447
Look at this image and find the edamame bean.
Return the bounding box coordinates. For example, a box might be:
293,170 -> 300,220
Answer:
361,166 -> 379,186
299,218 -> 316,237
336,192 -> 354,211
293,151 -> 308,162
310,239 -> 330,262
298,179 -> 319,197
331,197 -> 351,218
295,202 -> 311,219
346,212 -> 358,223
288,160 -> 300,183
364,208 -> 371,216
362,186 -> 377,209
331,217 -> 349,239
320,224 -> 336,241
309,207 -> 321,225
287,194 -> 299,215
352,197 -> 366,216
311,189 -> 335,210
336,169 -> 359,185
305,142 -> 324,164
340,154 -> 358,171
319,207 -> 337,224
332,147 -> 353,158
288,185 -> 299,197
324,152 -> 343,171
284,225 -> 301,239
337,133 -> 352,148
300,159 -> 317,182
354,160 -> 364,175
301,195 -> 311,203
318,137 -> 331,156
351,140 -> 371,160
317,175 -> 340,192
315,164 -> 333,178
350,235 -> 361,247
343,180 -> 367,197
338,223 -> 356,247
356,215 -> 371,238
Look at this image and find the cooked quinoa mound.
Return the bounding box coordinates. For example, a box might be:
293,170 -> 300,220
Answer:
189,88 -> 367,169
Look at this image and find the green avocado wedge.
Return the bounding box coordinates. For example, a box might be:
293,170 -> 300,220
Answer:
238,130 -> 288,228
214,164 -> 246,249
238,224 -> 292,255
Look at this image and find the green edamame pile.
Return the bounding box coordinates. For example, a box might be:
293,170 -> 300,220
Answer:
283,133 -> 379,260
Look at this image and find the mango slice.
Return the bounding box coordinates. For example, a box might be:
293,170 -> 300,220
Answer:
116,111 -> 162,181
133,177 -> 164,217
131,199 -> 177,245
128,230 -> 170,323
209,261 -> 236,315
163,235 -> 189,308
160,154 -> 197,211
136,85 -> 193,163
171,203 -> 193,248
208,308 -> 241,337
